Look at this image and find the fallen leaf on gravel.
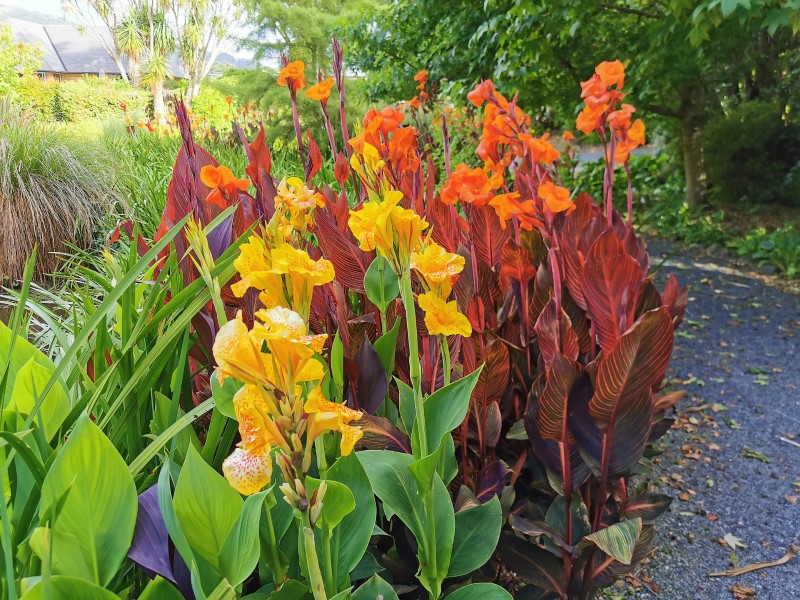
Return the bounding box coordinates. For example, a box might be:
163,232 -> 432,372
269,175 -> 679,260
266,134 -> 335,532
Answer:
678,493 -> 690,501
740,446 -> 770,463
711,545 -> 799,578
730,584 -> 756,599
785,495 -> 797,504
723,533 -> 747,550
707,513 -> 719,522
708,443 -> 721,451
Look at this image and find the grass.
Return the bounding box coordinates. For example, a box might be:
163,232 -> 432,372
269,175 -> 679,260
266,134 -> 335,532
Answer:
0,100 -> 122,282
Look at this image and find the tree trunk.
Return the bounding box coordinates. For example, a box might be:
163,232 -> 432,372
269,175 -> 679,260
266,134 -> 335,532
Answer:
152,79 -> 167,123
185,78 -> 201,109
680,116 -> 706,208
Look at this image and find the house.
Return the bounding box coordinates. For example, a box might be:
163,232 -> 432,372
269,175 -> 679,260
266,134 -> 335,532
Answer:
5,17 -> 185,81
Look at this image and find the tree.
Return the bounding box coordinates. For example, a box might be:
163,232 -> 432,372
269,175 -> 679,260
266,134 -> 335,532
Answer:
139,2 -> 175,119
63,0 -> 132,82
115,10 -> 146,86
172,0 -> 242,107
243,0 -> 379,73
0,23 -> 42,94
347,0 -> 800,208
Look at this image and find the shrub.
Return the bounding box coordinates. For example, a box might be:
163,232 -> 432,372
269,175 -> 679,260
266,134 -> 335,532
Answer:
54,76 -> 151,122
704,100 -> 800,207
13,77 -> 59,120
0,99 -> 121,280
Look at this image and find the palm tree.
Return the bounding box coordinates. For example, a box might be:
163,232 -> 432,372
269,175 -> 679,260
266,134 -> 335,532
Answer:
140,8 -> 175,121
114,11 -> 146,87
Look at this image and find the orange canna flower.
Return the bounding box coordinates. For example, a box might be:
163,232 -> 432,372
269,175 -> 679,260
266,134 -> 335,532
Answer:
467,80 -> 497,107
595,60 -> 625,89
608,103 -> 636,134
538,181 -> 575,214
414,69 -> 429,91
200,165 -> 251,208
524,132 -> 561,165
488,192 -> 532,227
277,61 -> 306,91
305,77 -> 335,102
439,163 -> 503,207
628,118 -> 646,145
364,107 -> 405,136
562,130 -> 575,142
387,126 -> 420,173
407,96 -> 421,109
576,103 -> 608,135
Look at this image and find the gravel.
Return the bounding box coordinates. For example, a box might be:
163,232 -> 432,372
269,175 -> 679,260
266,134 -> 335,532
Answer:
628,238 -> 800,599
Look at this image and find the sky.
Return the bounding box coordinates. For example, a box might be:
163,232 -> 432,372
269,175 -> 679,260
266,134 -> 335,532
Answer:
2,0 -> 66,19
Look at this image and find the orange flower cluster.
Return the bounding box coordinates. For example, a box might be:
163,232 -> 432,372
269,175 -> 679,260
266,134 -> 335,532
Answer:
576,60 -> 646,162
436,77 -> 574,232
305,76 -> 334,102
349,107 -> 421,177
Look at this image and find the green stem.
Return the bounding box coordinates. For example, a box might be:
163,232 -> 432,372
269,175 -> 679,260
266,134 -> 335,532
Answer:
315,437 -> 328,477
400,271 -> 427,457
302,514 -> 328,600
440,336 -> 451,388
262,492 -> 286,587
322,527 -> 335,596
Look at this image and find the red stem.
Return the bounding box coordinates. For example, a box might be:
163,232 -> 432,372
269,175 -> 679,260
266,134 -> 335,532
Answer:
289,88 -> 305,162
321,102 -> 338,160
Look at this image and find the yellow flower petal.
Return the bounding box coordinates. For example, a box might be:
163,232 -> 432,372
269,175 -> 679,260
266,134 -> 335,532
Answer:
222,446 -> 273,495
418,292 -> 472,337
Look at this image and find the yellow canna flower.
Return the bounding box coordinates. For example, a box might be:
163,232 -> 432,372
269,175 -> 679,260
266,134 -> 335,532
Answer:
223,446 -> 273,495
275,177 -> 326,232
231,234 -> 272,298
410,242 -> 465,297
213,312 -> 271,386
252,306 -> 327,392
304,387 -> 363,456
232,237 -> 335,321
232,384 -> 285,452
348,190 -> 428,272
417,291 -> 472,337
349,142 -> 385,182
267,243 -> 335,319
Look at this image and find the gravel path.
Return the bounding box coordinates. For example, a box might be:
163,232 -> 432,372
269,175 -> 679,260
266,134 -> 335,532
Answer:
626,239 -> 800,600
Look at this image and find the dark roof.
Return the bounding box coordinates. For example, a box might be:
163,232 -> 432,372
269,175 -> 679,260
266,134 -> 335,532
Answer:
5,18 -> 185,77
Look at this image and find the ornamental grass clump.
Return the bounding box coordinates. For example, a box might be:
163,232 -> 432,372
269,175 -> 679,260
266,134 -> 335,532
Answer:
0,99 -> 120,280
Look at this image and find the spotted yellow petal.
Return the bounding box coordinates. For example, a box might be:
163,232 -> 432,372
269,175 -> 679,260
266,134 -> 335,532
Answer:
223,447 -> 273,495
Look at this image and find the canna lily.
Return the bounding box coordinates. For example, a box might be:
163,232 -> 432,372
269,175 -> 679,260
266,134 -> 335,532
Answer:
364,107 -> 405,136
562,130 -> 575,142
304,386 -> 364,456
200,165 -> 251,208
538,181 -> 575,214
348,190 -> 428,271
275,176 -> 326,231
523,133 -> 561,165
349,141 -> 385,181
305,77 -> 334,102
414,69 -> 429,91
467,80 -> 497,107
417,291 -> 472,337
615,118 -> 646,162
387,127 -> 420,173
439,163 -> 503,207
277,61 -> 306,91
223,446 -> 273,496
213,312 -> 271,386
410,242 -> 464,297
595,60 -> 625,89
576,102 -> 608,135
252,306 -> 327,391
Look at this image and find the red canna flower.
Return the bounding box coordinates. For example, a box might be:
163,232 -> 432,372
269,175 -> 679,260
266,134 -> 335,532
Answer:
387,126 -> 420,173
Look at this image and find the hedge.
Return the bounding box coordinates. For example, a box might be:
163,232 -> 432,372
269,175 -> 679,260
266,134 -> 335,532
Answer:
14,76 -> 151,122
